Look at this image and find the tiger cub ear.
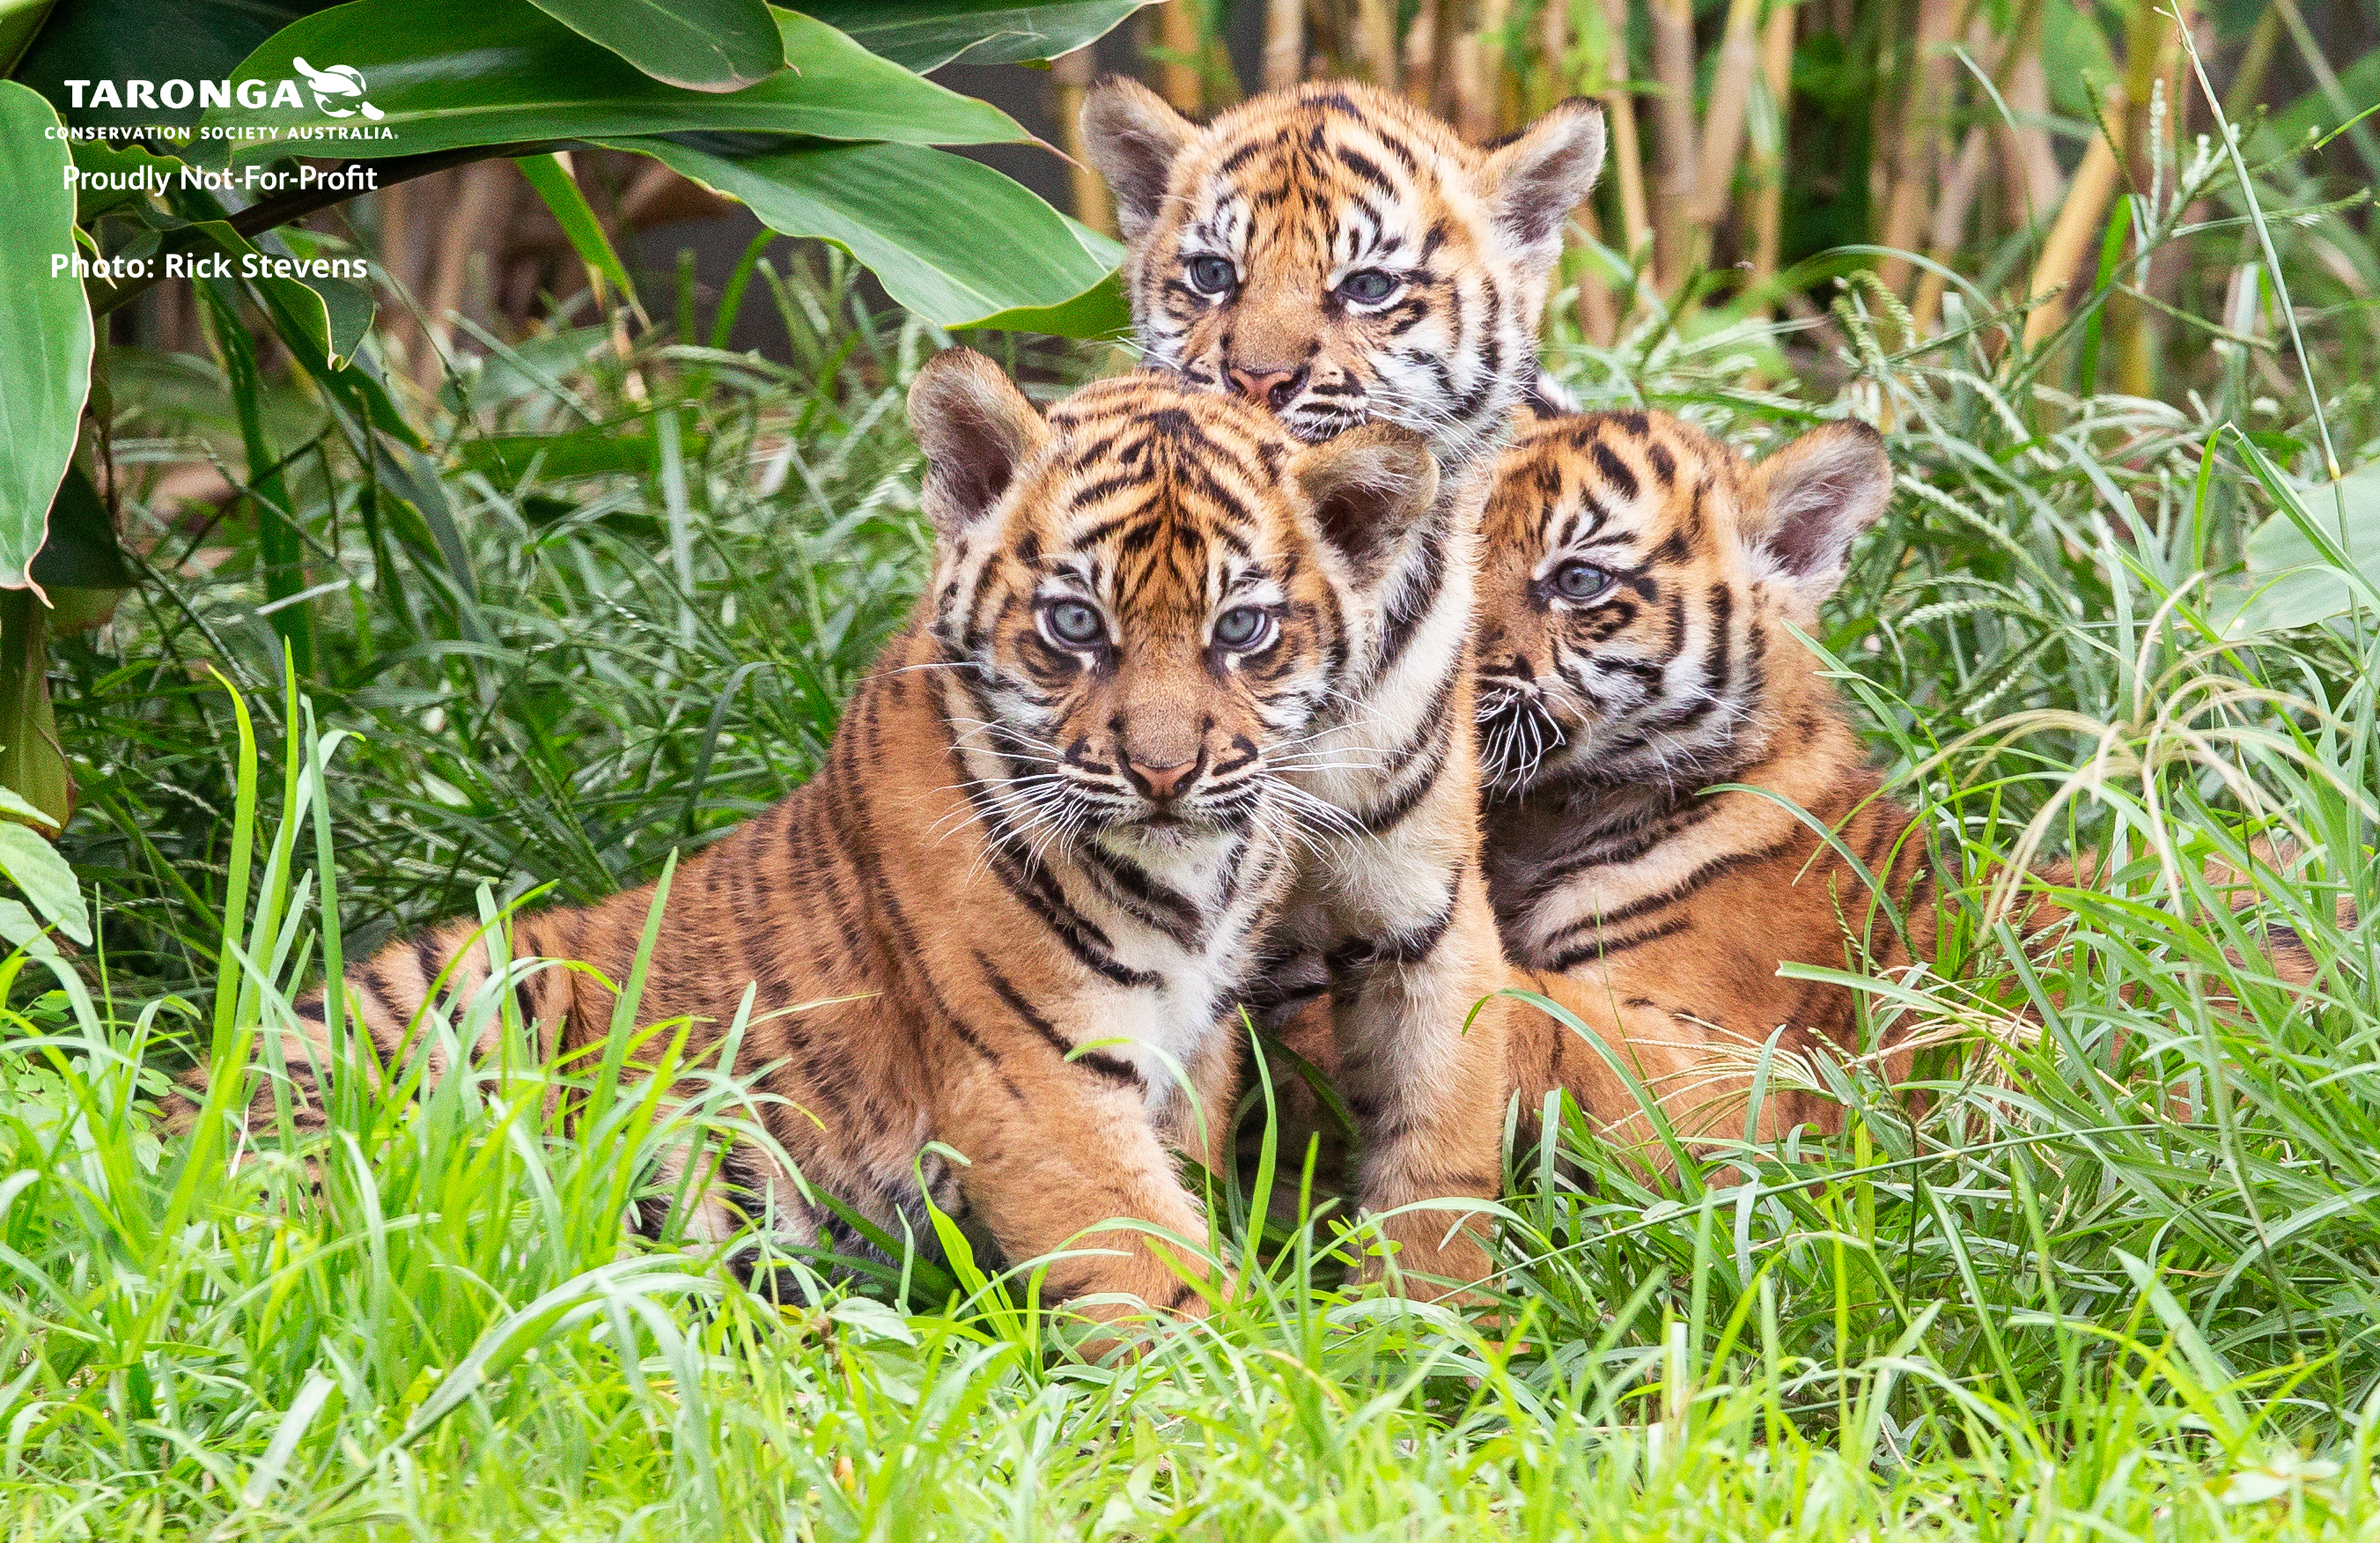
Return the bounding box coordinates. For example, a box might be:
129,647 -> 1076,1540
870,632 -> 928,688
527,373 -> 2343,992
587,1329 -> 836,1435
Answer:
908,348 -> 1049,539
1744,420 -> 1892,615
1291,423 -> 1440,583
1481,99 -> 1606,260
1081,76 -> 1197,241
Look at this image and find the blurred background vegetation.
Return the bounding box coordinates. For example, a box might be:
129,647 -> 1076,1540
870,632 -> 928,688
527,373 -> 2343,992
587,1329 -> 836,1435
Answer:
45,0 -> 2376,997
2,4 -> 2380,1533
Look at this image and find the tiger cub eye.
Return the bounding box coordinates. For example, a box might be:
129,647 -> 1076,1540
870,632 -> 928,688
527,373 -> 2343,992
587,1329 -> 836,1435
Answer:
1213,605 -> 1271,649
1046,600 -> 1106,646
1187,255 -> 1236,295
1551,560 -> 1615,601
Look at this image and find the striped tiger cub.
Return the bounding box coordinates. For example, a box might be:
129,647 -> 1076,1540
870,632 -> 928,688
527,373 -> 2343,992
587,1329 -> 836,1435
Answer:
182,353 -> 1447,1332
1081,78 -> 1606,1284
1476,407 -> 2340,1149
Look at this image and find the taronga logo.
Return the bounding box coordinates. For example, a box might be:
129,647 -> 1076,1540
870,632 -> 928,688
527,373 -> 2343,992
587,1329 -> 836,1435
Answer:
291,58 -> 382,120
60,61 -> 382,117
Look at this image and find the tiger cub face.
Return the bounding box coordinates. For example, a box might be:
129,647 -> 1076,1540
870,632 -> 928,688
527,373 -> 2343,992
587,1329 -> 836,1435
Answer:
1472,409 -> 1894,796
1082,80 -> 1603,471
909,351 -> 1439,852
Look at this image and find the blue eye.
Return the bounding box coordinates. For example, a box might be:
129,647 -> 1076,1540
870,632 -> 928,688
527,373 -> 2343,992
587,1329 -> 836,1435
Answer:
1213,606 -> 1270,649
1553,560 -> 1614,601
1046,601 -> 1104,647
1187,255 -> 1236,294
1338,269 -> 1398,304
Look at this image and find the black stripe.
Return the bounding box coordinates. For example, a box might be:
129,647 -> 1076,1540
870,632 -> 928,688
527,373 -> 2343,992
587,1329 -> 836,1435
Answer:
1520,797 -> 1722,898
1590,440 -> 1639,502
982,846 -> 1163,989
1544,915 -> 1693,973
1325,900 -> 1455,975
977,952 -> 1142,1087
1379,664 -> 1457,778
1082,845 -> 1205,948
1554,832 -> 1803,935
1333,145 -> 1396,194
1070,471 -> 1150,513
1355,727 -> 1452,835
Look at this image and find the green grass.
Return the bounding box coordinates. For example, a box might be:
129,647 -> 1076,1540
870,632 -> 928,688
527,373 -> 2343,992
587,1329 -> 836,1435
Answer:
7,182 -> 2380,1534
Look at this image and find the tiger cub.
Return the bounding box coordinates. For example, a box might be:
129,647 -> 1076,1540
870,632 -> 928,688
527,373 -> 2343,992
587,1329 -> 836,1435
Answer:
1475,408 -> 2337,1149
1081,79 -> 1606,1283
182,353 -> 1443,1332
1473,409 -> 1923,1143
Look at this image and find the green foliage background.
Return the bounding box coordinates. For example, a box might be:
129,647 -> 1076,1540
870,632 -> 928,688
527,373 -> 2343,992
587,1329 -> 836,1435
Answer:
0,0 -> 2378,1537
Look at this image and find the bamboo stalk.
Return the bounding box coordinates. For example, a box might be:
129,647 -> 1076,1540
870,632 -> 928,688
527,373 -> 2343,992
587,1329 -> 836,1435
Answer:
1595,0 -> 1653,275
1536,0 -> 1571,115
1263,0 -> 1304,91
1646,0 -> 1699,290
1911,122 -> 1988,333
376,179 -> 426,376
2109,2 -> 2174,396
1874,0 -> 1958,296
1352,0 -> 1399,89
1544,1 -> 1620,342
1053,48 -> 1115,237
1406,0 -> 1458,117
1451,29 -> 1484,138
1478,0 -> 1513,137
422,162 -> 513,386
1995,0 -> 2060,229
1574,201 -> 1620,345
1686,0 -> 1765,224
2019,88 -> 2125,350
1154,0 -> 1204,113
1747,0 -> 1796,291
1401,0 -> 1435,105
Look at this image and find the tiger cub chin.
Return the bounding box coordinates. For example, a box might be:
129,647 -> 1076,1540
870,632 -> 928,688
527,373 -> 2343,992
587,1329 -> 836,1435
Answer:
1081,78 -> 1605,1286
1476,408 -> 2338,1153
179,353 -> 1443,1336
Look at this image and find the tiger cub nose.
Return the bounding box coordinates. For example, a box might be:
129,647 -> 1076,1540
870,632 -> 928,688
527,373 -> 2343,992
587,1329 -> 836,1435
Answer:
1227,363 -> 1307,409
1126,753 -> 1202,800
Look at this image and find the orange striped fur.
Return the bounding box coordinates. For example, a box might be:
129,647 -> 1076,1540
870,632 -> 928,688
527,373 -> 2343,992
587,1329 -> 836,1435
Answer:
1083,79 -> 1604,472
1472,409 -> 1933,1145
1082,78 -> 1608,1287
1473,409 -> 2340,1153
180,355 -> 1451,1339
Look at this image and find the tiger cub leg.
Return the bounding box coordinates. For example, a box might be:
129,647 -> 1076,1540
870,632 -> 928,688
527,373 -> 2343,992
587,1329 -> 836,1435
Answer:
1325,857 -> 1509,1297
168,911 -> 578,1136
1164,1015 -> 1244,1187
935,1075 -> 1219,1350
1505,976 -> 1837,1172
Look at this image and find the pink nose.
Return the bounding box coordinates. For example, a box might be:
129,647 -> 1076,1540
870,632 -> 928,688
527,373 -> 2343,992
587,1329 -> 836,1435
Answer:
1128,756 -> 1199,800
1228,364 -> 1304,407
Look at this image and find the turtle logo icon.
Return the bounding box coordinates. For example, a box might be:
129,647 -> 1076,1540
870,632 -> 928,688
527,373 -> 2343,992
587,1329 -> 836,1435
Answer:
290,58 -> 384,120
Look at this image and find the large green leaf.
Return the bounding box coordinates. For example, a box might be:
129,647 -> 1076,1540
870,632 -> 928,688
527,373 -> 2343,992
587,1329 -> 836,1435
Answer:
33,466 -> 132,592
198,0 -> 1023,165
0,820 -> 87,942
10,0 -> 339,129
599,136 -> 1127,335
0,0 -> 57,76
800,1 -> 1149,72
68,141 -> 185,222
0,82 -> 91,593
2227,464 -> 2380,636
524,0 -> 782,91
